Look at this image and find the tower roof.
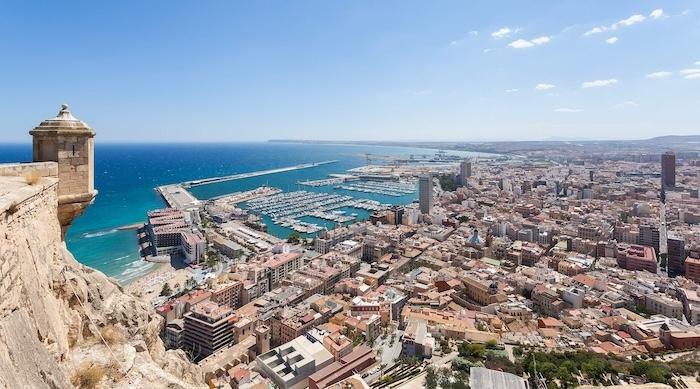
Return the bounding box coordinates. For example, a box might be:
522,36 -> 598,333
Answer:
30,104 -> 95,135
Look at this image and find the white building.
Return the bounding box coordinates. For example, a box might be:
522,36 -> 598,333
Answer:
256,335 -> 334,389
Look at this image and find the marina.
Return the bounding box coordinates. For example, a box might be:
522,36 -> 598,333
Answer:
244,190 -> 389,234
298,174 -> 360,187
335,179 -> 417,197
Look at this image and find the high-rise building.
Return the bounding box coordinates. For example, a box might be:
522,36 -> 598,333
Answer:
667,235 -> 686,277
183,301 -> 235,361
459,159 -> 472,186
418,175 -> 433,214
30,104 -> 97,237
662,151 -> 676,188
639,224 -> 660,256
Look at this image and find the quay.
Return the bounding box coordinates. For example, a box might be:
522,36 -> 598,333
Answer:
157,184 -> 202,210
181,160 -> 338,188
298,174 -> 359,187
209,186 -> 282,203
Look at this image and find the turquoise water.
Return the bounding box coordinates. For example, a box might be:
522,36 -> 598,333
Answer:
0,143 -> 490,282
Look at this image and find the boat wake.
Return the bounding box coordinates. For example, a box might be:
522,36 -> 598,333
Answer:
82,229 -> 118,239
112,254 -> 132,262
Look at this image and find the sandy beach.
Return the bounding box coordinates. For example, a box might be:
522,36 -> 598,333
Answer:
123,262 -> 196,304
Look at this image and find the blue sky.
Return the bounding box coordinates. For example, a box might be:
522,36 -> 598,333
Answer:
0,1 -> 698,142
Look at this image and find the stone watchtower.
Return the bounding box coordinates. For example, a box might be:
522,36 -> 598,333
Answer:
29,104 -> 97,237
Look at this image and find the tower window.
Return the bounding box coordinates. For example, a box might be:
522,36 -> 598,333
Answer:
72,145 -> 76,156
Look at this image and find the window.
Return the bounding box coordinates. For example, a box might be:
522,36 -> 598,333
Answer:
72,144 -> 76,156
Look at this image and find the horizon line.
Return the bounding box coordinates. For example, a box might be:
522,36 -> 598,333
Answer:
2,134 -> 699,145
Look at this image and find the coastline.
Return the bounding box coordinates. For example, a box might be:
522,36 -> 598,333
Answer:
122,261 -> 195,304
45,143 -> 483,284
119,260 -> 168,287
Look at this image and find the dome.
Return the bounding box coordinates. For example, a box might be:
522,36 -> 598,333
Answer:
30,104 -> 94,134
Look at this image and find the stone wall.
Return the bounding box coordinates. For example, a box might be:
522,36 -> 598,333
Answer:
0,169 -> 204,388
0,161 -> 58,178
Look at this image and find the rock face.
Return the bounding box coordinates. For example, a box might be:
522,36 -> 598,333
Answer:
0,169 -> 204,388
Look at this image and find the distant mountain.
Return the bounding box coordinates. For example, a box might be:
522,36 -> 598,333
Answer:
542,136 -> 593,142
645,135 -> 700,143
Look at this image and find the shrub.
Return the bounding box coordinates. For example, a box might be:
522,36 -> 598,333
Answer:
23,171 -> 41,185
100,325 -> 124,345
72,365 -> 104,389
458,342 -> 486,359
485,339 -> 498,349
513,346 -> 523,357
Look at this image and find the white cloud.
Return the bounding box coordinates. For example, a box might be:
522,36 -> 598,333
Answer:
492,27 -> 512,39
585,11 -> 665,37
505,89 -> 519,93
649,9 -> 664,19
582,78 -> 618,88
469,30 -> 479,36
696,60 -> 700,66
606,37 -> 618,44
535,83 -> 555,91
680,68 -> 700,75
584,26 -> 608,36
686,73 -> 700,80
554,108 -> 582,113
647,71 -> 672,79
531,36 -> 551,45
612,14 -> 646,29
508,39 -> 534,49
508,36 -> 551,49
615,101 -> 639,108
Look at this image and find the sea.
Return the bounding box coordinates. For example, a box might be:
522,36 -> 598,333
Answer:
0,143 -> 490,284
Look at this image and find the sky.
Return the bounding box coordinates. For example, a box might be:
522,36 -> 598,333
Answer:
0,1 -> 699,143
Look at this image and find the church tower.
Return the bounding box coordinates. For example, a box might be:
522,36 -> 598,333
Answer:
29,104 -> 97,237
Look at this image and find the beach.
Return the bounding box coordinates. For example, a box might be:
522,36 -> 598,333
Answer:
123,262 -> 196,303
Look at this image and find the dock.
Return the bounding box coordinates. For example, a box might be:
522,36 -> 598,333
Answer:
209,186 -> 282,203
182,160 -> 338,188
157,184 -> 202,210
156,160 -> 338,209
245,190 -> 389,234
298,174 -> 359,187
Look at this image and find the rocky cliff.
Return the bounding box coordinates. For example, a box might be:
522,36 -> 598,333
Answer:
0,165 -> 204,389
